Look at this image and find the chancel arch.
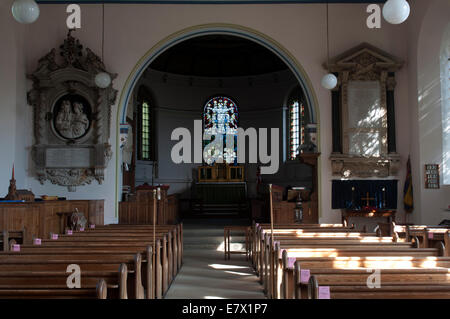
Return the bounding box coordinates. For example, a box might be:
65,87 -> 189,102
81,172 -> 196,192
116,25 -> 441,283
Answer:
115,24 -> 320,218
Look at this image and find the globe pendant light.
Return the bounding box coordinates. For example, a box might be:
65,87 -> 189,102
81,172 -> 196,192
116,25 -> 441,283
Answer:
321,3 -> 337,90
383,0 -> 410,25
95,72 -> 111,89
95,4 -> 111,89
12,0 -> 40,24
321,73 -> 338,90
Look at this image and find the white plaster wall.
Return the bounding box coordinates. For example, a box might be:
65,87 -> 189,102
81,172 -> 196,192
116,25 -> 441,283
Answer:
0,2 -> 27,194
410,0 -> 450,225
2,3 -> 417,224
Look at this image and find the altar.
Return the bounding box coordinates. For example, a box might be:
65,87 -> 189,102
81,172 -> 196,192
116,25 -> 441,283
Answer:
192,164 -> 247,215
332,179 -> 398,230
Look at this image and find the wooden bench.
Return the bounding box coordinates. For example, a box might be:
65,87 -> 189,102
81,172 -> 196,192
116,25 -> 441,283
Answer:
0,264 -> 127,299
0,278 -> 107,299
1,224 -> 182,299
304,272 -> 450,299
21,238 -> 165,298
283,253 -> 450,299
258,231 -> 399,297
56,233 -> 177,288
267,235 -> 441,298
0,252 -> 142,299
91,223 -> 183,268
224,226 -> 251,260
0,224 -> 182,299
251,223 -> 362,274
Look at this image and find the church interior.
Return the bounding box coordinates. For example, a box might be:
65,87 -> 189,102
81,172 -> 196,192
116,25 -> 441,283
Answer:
0,0 -> 449,301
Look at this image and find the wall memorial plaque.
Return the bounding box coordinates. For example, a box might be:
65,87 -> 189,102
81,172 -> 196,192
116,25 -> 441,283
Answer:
327,43 -> 404,178
27,31 -> 117,191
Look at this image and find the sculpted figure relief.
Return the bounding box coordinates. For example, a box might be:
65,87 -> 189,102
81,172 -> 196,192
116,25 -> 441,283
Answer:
55,100 -> 90,139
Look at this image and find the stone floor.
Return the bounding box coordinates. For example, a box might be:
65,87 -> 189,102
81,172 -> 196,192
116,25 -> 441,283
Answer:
164,218 -> 266,299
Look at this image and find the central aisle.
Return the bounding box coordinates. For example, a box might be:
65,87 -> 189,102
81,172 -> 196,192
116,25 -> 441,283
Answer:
165,218 -> 266,299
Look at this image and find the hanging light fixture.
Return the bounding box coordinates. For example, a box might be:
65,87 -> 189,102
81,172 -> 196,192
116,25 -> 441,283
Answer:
12,0 -> 40,24
95,4 -> 111,89
321,2 -> 337,90
383,0 -> 410,25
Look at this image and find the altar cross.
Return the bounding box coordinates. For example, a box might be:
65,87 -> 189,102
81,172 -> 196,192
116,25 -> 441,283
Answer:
361,192 -> 375,207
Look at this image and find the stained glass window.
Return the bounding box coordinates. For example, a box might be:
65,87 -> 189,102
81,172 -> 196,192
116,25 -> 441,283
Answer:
140,102 -> 151,160
289,100 -> 305,160
203,96 -> 238,165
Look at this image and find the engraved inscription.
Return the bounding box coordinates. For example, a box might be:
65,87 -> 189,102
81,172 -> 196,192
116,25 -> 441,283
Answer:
46,148 -> 92,168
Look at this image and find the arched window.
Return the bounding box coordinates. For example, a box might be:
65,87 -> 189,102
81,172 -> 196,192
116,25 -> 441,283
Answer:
441,27 -> 450,184
287,87 -> 309,160
137,86 -> 155,161
203,96 -> 238,165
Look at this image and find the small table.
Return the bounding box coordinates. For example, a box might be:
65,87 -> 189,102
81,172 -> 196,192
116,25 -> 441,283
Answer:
341,209 -> 396,226
224,226 -> 251,260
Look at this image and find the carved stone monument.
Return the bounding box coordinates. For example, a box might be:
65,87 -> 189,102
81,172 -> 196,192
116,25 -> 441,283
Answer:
27,31 -> 117,191
327,43 -> 403,178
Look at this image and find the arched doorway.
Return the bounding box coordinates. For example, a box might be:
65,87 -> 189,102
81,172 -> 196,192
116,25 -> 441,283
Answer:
114,23 -> 320,217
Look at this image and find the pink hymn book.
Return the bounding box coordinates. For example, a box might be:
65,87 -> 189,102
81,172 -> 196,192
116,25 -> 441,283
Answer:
52,234 -> 58,240
90,224 -> 96,229
80,228 -> 85,232
428,232 -> 434,239
33,238 -> 41,245
12,244 -> 20,252
318,286 -> 331,299
287,257 -> 296,268
300,269 -> 311,283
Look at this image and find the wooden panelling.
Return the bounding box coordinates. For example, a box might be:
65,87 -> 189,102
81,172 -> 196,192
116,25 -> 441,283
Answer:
119,195 -> 179,225
0,200 -> 104,243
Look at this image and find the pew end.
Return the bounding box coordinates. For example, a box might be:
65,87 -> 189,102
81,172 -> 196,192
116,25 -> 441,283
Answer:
97,279 -> 108,299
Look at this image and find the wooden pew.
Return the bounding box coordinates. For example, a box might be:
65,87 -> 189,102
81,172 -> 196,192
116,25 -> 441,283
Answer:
284,254 -> 450,299
69,224 -> 182,272
92,223 -> 183,269
16,239 -> 164,298
304,272 -> 450,299
0,278 -> 107,299
0,264 -> 127,299
0,224 -> 182,299
0,253 -> 141,299
252,223 -> 360,275
56,232 -> 177,289
403,225 -> 449,247
65,224 -> 181,290
269,237 -> 441,299
258,231 -> 397,297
